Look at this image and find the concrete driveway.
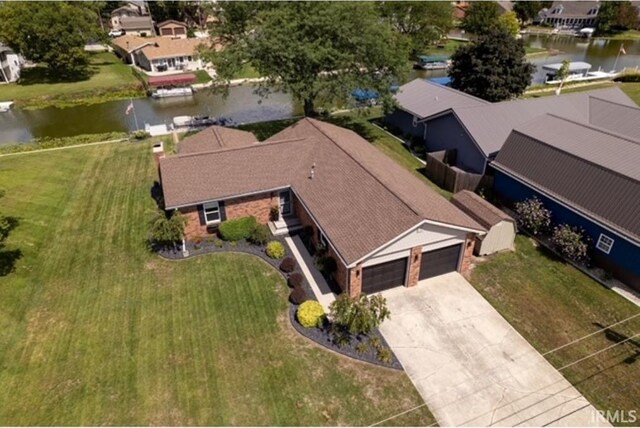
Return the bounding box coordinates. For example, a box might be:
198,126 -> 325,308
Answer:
379,273 -> 610,427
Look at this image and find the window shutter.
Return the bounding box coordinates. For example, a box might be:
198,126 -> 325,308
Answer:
219,201 -> 227,221
197,205 -> 206,225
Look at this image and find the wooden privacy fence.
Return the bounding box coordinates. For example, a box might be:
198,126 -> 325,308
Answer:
425,150 -> 492,193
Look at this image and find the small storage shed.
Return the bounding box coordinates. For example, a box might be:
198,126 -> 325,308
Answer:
451,190 -> 516,256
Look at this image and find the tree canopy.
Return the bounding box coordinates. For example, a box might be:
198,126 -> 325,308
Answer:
512,1 -> 552,24
203,1 -> 410,116
597,1 -> 639,34
378,1 -> 454,56
460,1 -> 502,35
0,2 -> 102,78
498,11 -> 521,37
448,27 -> 535,102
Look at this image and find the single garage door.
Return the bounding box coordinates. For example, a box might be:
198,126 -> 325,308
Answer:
419,244 -> 462,280
362,258 -> 408,294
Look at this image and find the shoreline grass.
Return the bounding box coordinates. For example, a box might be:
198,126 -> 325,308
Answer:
0,52 -> 146,110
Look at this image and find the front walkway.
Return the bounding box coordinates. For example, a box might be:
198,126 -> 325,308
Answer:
284,235 -> 336,312
379,273 -> 610,427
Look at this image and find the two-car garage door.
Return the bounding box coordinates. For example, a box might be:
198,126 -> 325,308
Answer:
361,244 -> 462,294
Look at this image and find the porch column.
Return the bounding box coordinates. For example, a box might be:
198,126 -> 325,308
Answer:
407,246 -> 423,287
348,263 -> 363,298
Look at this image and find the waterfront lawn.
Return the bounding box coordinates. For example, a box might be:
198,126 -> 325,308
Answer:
525,82 -> 640,106
470,236 -> 640,423
0,142 -> 435,426
0,52 -> 144,109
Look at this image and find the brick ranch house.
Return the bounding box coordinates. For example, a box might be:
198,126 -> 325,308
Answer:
158,119 -> 485,297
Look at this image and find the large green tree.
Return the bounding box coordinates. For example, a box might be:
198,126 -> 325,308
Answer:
378,1 -> 454,56
512,1 -> 553,24
460,1 -> 502,35
448,27 -> 535,102
0,2 -> 101,78
597,1 -> 639,34
203,2 -> 410,116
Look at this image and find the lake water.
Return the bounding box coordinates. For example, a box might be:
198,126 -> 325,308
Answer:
1,35 -> 639,144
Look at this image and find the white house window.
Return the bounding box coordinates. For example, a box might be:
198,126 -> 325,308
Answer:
203,202 -> 221,224
596,234 -> 614,254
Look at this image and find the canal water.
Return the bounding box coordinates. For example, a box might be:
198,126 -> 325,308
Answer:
1,35 -> 639,144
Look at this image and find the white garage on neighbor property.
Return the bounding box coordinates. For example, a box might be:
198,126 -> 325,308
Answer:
451,190 -> 516,256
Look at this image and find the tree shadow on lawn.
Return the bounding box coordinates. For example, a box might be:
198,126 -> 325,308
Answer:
150,181 -> 165,210
0,216 -> 21,276
593,322 -> 640,365
16,65 -> 96,86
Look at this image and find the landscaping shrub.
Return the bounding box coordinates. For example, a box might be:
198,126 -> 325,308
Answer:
551,224 -> 590,263
355,342 -> 370,355
296,300 -> 325,328
368,336 -> 382,350
250,223 -> 270,245
329,294 -> 390,336
377,347 -> 393,364
219,216 -> 257,241
279,256 -> 296,273
133,130 -> 151,140
266,240 -> 286,259
514,196 -> 551,235
288,272 -> 304,288
289,285 -> 308,305
270,205 -> 280,221
149,209 -> 186,250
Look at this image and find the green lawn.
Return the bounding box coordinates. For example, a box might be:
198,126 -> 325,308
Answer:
0,52 -> 145,109
596,30 -> 640,40
232,64 -> 261,80
525,81 -> 640,106
470,236 -> 640,424
0,142 -> 434,426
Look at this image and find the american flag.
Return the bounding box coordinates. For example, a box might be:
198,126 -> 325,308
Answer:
125,101 -> 134,115
620,44 -> 626,55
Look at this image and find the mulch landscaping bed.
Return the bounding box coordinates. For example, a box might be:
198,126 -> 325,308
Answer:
157,236 -> 403,370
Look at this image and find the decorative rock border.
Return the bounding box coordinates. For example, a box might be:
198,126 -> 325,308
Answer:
156,237 -> 403,369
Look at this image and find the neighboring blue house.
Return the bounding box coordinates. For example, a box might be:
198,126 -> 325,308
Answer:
492,114 -> 640,292
385,79 -> 640,175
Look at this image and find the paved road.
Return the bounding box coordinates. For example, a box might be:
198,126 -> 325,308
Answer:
379,273 -> 610,427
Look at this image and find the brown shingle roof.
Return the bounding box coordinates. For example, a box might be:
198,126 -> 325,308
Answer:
112,35 -> 203,58
493,114 -> 640,243
451,190 -> 514,229
178,126 -> 258,154
120,16 -> 154,32
160,118 -> 484,265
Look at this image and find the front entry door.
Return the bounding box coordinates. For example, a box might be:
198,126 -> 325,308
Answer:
279,190 -> 291,216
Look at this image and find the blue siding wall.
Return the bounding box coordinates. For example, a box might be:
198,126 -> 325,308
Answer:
383,109 -> 425,140
494,170 -> 640,281
425,113 -> 486,174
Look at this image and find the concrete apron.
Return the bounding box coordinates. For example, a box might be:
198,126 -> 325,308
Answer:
378,272 -> 610,427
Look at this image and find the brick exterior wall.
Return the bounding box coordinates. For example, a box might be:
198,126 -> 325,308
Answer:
225,192 -> 279,225
180,206 -> 209,240
180,191 -> 279,240
461,233 -> 475,275
407,246 -> 423,287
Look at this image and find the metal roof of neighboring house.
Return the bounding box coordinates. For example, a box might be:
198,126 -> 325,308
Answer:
449,87 -> 638,157
394,78 -> 489,119
160,118 -> 484,265
178,126 -> 258,154
493,114 -> 640,243
148,73 -> 196,87
451,190 -> 514,229
589,97 -> 640,140
120,16 -> 154,31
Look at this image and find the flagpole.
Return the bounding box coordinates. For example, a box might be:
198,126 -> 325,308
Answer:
131,98 -> 139,131
612,43 -> 624,72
